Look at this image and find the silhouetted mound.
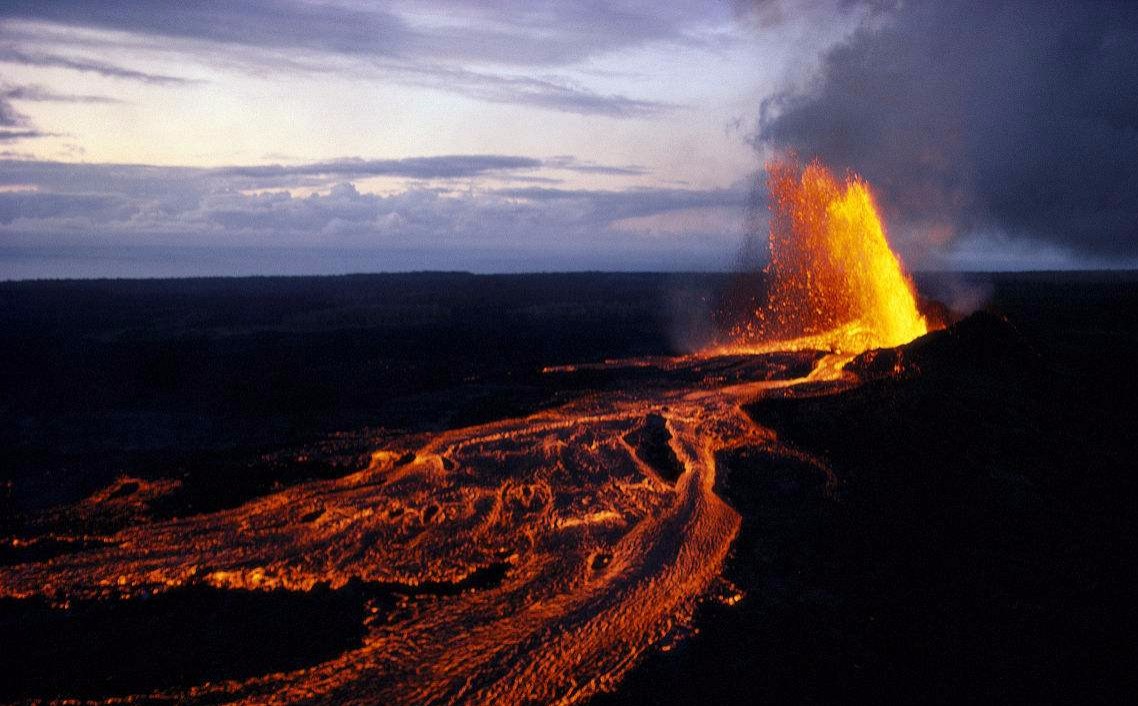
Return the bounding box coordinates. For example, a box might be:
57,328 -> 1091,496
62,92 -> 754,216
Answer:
360,560 -> 512,596
847,309 -> 1040,380
624,413 -> 685,484
595,309 -> 1135,706
0,585 -> 369,701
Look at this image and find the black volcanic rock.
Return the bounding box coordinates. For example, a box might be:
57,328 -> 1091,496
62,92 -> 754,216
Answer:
0,585 -> 368,701
848,310 -> 1041,381
624,413 -> 685,484
596,308 -> 1135,706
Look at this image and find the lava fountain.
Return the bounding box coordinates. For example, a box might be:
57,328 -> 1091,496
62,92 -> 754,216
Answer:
723,158 -> 929,355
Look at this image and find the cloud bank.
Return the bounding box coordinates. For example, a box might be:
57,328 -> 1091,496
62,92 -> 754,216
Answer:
0,157 -> 746,272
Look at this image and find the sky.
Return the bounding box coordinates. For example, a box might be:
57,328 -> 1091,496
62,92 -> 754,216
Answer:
1,0 -> 1136,278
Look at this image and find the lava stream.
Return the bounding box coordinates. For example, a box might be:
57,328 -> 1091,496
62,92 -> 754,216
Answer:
0,354 -> 844,705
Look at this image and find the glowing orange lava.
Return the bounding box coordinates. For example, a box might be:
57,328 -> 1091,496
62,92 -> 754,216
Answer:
0,354 -> 838,705
724,158 -> 929,355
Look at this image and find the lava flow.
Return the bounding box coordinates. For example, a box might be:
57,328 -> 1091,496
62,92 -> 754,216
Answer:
0,355 -> 830,705
1,159 -> 931,705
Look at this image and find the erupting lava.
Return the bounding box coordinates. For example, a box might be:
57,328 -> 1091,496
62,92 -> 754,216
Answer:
724,158 -> 929,355
1,158 -> 935,705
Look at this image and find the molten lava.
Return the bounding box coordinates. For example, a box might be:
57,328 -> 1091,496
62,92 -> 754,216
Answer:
726,158 -> 929,355
1,355 -> 833,705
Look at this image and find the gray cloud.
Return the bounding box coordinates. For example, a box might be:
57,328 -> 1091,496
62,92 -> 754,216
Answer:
734,0 -> 895,27
396,1 -> 714,65
0,191 -> 130,223
0,48 -> 196,85
0,94 -> 52,140
756,0 -> 1138,259
0,1 -> 714,67
212,155 -> 546,181
0,129 -> 48,141
544,156 -> 648,176
0,157 -> 741,269
0,95 -> 26,127
496,186 -> 743,221
0,3 -> 690,117
0,43 -> 672,119
0,155 -> 596,196
2,83 -> 122,104
0,1 -> 409,59
0,84 -> 83,142
402,65 -> 675,118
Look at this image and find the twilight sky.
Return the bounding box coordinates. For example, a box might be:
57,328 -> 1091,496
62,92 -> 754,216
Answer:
1,1 -> 1135,278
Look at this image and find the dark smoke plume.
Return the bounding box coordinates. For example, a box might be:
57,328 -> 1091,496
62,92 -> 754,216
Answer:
756,0 -> 1138,263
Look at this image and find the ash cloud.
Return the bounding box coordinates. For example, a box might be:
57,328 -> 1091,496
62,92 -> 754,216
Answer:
756,0 -> 1138,261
